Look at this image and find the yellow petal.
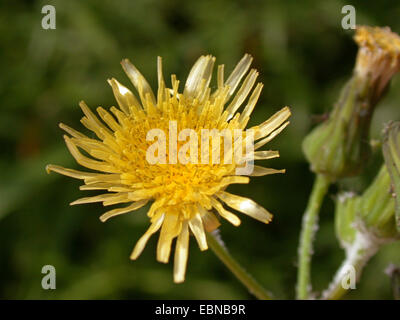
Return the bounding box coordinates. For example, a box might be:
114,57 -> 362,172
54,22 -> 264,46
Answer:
253,106 -> 291,140
107,78 -> 141,115
188,213 -> 208,251
226,69 -> 258,120
59,123 -> 87,139
71,138 -> 113,162
217,64 -> 224,89
79,182 -> 124,191
70,136 -> 114,156
217,191 -> 273,224
102,194 -> 133,206
46,164 -> 96,179
254,121 -> 290,150
157,56 -> 166,104
173,221 -> 189,283
157,213 -> 182,263
248,166 -> 285,177
100,199 -> 148,222
239,83 -> 263,125
184,55 -> 215,99
130,213 -> 165,260
146,198 -> 167,218
225,54 -> 253,98
251,150 -> 280,160
79,101 -> 112,137
211,198 -> 241,226
96,107 -> 122,132
70,193 -> 125,206
64,136 -> 118,173
203,176 -> 249,195
107,185 -> 134,192
121,59 -> 156,106
84,173 -> 121,184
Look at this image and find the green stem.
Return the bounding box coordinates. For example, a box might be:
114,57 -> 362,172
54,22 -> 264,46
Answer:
296,174 -> 330,299
207,231 -> 273,300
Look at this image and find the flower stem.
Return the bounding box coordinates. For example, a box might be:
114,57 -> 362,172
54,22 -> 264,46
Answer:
296,174 -> 330,299
207,231 -> 273,300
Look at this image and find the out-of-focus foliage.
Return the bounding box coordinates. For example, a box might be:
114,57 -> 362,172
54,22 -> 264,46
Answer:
1,0 -> 400,299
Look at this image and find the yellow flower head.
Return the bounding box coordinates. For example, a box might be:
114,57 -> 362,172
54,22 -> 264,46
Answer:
47,54 -> 291,282
354,26 -> 400,96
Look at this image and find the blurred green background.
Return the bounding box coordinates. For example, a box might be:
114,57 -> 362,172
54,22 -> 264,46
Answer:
1,0 -> 400,299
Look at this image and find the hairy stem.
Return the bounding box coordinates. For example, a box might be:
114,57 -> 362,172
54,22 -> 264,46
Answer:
207,231 -> 273,300
296,174 -> 330,299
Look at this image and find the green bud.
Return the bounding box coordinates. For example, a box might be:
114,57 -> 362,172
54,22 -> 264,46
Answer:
357,165 -> 397,239
335,164 -> 398,245
382,121 -> 400,232
303,26 -> 400,181
303,75 -> 373,180
335,192 -> 358,248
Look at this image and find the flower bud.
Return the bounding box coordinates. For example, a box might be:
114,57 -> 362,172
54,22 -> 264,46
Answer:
335,192 -> 358,248
303,26 -> 400,181
335,165 -> 398,248
357,165 -> 397,239
382,121 -> 400,232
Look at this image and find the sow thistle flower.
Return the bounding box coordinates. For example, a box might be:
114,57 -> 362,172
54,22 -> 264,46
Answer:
46,54 -> 290,282
303,26 -> 400,181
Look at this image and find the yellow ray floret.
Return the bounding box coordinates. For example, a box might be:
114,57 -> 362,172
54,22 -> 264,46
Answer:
46,54 -> 291,283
